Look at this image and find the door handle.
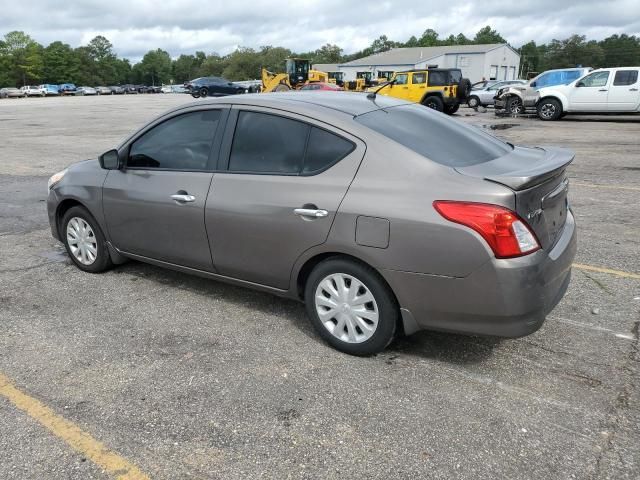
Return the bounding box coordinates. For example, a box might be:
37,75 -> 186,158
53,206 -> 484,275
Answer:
294,208 -> 328,218
598,89 -> 608,92
171,194 -> 196,203
630,88 -> 639,91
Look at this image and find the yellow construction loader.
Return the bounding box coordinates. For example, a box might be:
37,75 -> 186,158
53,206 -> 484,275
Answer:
261,58 -> 328,92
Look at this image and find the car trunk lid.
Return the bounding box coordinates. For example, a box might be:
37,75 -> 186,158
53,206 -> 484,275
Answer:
455,145 -> 573,250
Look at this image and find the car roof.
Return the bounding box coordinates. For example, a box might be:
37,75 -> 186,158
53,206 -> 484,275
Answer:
169,92 -> 412,117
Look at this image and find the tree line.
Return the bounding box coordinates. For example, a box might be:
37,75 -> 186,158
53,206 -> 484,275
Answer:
1,27 -> 639,88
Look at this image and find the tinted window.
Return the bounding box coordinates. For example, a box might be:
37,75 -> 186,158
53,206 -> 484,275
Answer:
428,71 -> 447,86
614,70 -> 638,86
412,73 -> 426,84
229,111 -> 308,173
356,104 -> 510,167
128,110 -> 220,170
395,74 -> 408,85
580,71 -> 609,87
303,128 -> 355,174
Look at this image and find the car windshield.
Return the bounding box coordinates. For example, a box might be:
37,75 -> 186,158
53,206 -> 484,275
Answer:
355,104 -> 511,167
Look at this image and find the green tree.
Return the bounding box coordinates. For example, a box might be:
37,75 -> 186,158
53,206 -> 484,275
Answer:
419,29 -> 439,46
519,41 -> 541,75
473,26 -> 506,44
172,54 -> 198,83
222,47 -> 261,80
312,43 -> 342,64
544,35 -> 604,69
599,34 -> 640,67
137,48 -> 172,85
198,53 -> 225,77
43,41 -> 78,83
369,35 -> 397,54
1,31 -> 43,86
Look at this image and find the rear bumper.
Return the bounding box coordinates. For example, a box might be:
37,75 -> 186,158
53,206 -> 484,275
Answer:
382,210 -> 577,338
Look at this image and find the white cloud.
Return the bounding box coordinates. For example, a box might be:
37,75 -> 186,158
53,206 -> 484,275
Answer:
1,0 -> 638,61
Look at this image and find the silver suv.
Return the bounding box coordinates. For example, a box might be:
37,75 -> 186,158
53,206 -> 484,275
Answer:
495,67 -> 592,114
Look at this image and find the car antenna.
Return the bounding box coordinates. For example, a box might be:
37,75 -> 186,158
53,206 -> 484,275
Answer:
366,80 -> 395,100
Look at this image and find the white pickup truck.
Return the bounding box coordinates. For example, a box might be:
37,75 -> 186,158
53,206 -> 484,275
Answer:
536,67 -> 640,120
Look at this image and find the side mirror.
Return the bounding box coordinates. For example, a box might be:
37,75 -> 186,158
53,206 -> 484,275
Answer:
576,81 -> 585,87
530,81 -> 537,87
99,149 -> 121,170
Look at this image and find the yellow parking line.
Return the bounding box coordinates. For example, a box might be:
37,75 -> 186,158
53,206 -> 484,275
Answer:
0,372 -> 150,480
573,263 -> 640,280
572,182 -> 640,192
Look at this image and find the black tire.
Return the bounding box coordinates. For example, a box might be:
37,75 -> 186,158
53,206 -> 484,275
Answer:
505,96 -> 524,115
422,95 -> 444,112
537,98 -> 563,121
467,95 -> 481,108
304,258 -> 398,356
61,206 -> 113,273
444,103 -> 460,115
199,87 -> 208,98
457,78 -> 471,101
191,92 -> 200,99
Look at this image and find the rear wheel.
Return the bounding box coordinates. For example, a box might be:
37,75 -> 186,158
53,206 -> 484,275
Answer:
61,206 -> 112,273
304,258 -> 398,356
537,98 -> 563,121
505,96 -> 524,115
422,96 -> 444,112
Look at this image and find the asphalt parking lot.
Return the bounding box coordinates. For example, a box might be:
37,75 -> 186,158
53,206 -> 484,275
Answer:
0,95 -> 638,479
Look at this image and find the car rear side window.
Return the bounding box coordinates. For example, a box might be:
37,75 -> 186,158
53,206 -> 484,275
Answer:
613,70 -> 639,86
303,127 -> 355,174
428,71 -> 447,86
356,104 -> 510,167
128,110 -> 220,170
229,111 -> 308,174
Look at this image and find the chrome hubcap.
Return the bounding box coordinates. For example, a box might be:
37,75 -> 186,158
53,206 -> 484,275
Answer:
315,273 -> 379,344
66,217 -> 98,265
541,103 -> 556,118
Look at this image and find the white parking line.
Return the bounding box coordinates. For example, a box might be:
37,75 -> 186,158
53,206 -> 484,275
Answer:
551,316 -> 637,341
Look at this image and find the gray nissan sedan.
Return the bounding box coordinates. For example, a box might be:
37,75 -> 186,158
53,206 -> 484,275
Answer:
47,92 -> 576,355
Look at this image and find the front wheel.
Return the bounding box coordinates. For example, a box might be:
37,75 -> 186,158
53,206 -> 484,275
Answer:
422,96 -> 444,112
304,258 -> 398,355
61,206 -> 113,273
444,103 -> 460,115
467,95 -> 480,108
199,87 -> 208,98
537,98 -> 563,121
505,96 -> 524,115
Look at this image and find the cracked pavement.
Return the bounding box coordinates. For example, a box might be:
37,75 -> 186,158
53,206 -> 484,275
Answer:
0,95 -> 638,479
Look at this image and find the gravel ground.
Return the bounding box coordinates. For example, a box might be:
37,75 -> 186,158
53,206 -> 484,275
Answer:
0,94 -> 638,479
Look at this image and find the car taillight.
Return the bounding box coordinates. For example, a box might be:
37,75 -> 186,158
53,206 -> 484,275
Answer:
433,201 -> 540,258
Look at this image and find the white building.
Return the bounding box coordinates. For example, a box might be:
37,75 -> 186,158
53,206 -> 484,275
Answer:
328,44 -> 520,83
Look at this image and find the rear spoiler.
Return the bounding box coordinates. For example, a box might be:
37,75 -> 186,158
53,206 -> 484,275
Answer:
455,146 -> 574,191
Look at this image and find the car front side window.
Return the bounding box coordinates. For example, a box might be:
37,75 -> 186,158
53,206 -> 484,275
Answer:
128,110 -> 221,170
579,72 -> 610,88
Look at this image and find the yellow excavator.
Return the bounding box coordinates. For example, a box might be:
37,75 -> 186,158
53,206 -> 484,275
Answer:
261,58 -> 328,92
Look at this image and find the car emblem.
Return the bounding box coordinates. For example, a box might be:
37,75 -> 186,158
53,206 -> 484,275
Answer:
527,208 -> 543,221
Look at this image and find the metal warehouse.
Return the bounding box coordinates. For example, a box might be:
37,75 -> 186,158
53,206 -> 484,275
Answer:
315,43 -> 521,83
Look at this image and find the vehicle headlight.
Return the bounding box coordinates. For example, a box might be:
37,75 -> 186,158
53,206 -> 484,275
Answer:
47,168 -> 67,191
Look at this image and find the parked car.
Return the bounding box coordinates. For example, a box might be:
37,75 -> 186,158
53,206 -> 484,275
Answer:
40,84 -> 60,96
467,80 -> 526,108
47,93 -> 576,355
184,76 -> 249,98
121,84 -> 138,94
76,86 -> 97,96
95,86 -> 112,95
171,85 -> 187,94
494,67 -> 592,114
21,85 -> 46,97
301,82 -> 344,91
58,83 -> 77,95
108,86 -> 125,95
535,67 -> 640,120
161,85 -> 173,93
0,88 -> 25,98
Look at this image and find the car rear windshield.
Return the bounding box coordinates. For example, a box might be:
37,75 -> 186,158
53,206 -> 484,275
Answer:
355,104 -> 511,167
